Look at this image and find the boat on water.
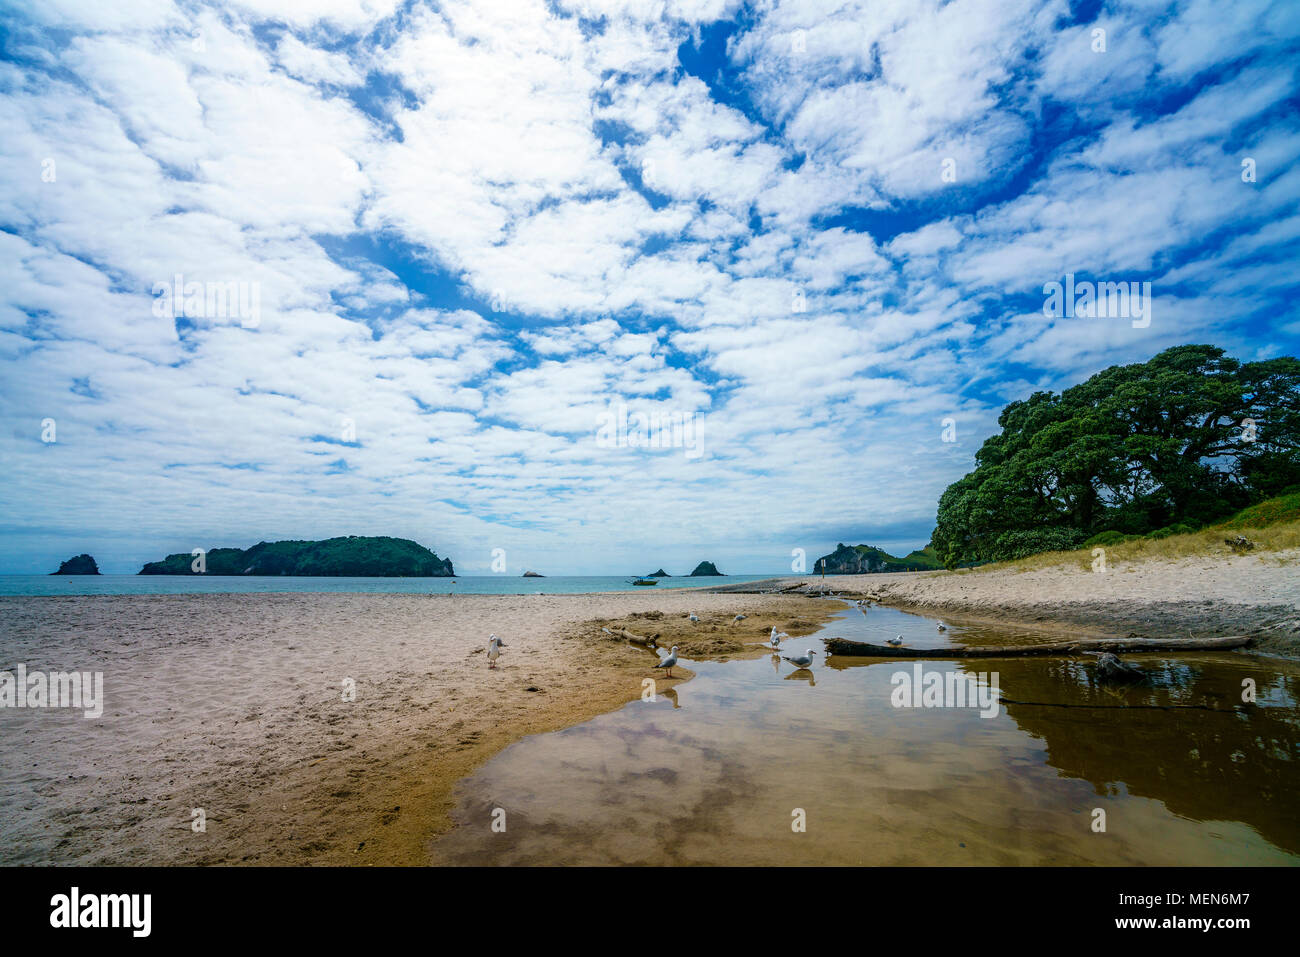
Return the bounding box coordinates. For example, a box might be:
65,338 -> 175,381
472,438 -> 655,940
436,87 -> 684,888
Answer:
630,578 -> 658,586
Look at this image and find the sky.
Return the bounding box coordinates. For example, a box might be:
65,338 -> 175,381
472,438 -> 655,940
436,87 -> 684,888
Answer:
0,0 -> 1298,576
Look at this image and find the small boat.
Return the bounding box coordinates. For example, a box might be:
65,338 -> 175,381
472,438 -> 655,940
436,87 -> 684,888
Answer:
629,578 -> 659,586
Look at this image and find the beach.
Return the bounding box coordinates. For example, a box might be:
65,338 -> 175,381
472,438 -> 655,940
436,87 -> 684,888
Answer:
0,590 -> 831,866
2,548 -> 1296,866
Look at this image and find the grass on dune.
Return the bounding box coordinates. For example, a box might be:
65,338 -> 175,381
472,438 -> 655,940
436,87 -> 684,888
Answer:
958,492 -> 1300,574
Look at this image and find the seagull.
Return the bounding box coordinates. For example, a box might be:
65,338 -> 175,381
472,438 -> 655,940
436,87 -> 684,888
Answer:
733,614 -> 747,624
654,646 -> 680,678
769,626 -> 788,649
781,648 -> 817,669
886,635 -> 904,647
937,622 -> 947,631
487,634 -> 506,668
688,612 -> 700,623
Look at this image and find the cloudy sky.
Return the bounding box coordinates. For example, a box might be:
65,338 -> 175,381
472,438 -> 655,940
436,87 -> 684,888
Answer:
1,0 -> 1298,575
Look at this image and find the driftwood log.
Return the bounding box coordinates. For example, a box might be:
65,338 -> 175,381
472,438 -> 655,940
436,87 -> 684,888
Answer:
603,627 -> 658,647
823,634 -> 1252,658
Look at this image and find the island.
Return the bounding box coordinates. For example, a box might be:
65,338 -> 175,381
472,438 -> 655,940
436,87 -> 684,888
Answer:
138,536 -> 455,577
51,554 -> 100,575
812,543 -> 941,574
688,561 -> 724,576
522,570 -> 544,577
646,568 -> 670,578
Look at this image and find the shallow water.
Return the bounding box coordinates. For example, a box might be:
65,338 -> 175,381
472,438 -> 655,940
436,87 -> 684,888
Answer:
432,604 -> 1300,865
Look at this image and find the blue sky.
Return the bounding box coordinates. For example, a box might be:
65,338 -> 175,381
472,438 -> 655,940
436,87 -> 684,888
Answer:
0,0 -> 1298,575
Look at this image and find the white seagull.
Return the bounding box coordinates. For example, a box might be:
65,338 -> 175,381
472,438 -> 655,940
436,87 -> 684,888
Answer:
781,648 -> 817,669
688,612 -> 700,623
654,646 -> 680,678
487,634 -> 506,668
733,614 -> 747,624
886,635 -> 904,647
937,622 -> 948,631
769,626 -> 789,649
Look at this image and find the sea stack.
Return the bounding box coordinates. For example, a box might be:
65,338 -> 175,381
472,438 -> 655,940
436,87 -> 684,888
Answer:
688,561 -> 724,576
51,554 -> 100,575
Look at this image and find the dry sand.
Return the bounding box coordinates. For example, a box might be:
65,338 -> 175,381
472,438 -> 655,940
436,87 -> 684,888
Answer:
0,590 -> 831,866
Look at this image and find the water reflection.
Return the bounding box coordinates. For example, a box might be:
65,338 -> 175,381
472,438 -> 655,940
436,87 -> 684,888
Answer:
431,604 -> 1300,865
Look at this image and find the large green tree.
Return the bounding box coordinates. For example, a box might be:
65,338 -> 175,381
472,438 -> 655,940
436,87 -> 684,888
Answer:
933,345 -> 1300,567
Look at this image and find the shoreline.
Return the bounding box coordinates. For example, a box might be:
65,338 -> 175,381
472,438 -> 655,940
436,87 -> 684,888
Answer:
775,547 -> 1300,657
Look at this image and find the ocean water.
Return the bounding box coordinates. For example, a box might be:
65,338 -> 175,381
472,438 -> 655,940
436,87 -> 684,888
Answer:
0,574 -> 779,597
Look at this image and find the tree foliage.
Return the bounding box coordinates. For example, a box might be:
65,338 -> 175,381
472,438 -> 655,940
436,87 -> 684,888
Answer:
933,345 -> 1300,567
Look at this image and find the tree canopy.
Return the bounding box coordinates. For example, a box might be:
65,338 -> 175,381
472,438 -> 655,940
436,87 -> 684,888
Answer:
932,345 -> 1300,568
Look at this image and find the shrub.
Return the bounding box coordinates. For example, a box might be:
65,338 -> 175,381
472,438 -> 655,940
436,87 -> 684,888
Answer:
988,527 -> 1087,562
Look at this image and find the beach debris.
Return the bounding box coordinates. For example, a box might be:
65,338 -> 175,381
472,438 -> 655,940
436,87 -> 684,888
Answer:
1225,534 -> 1256,554
654,646 -> 680,678
1088,651 -> 1147,683
887,635 -> 904,646
604,626 -> 657,647
781,648 -> 817,669
487,634 -> 506,669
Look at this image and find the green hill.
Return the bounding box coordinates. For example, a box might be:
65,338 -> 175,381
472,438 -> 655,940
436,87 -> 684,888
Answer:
814,543 -> 942,574
138,536 -> 455,576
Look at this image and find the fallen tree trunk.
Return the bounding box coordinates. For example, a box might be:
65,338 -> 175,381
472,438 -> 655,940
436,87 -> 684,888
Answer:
823,634 -> 1252,658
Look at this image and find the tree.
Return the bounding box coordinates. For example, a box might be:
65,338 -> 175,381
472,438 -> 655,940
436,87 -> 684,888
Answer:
932,345 -> 1300,568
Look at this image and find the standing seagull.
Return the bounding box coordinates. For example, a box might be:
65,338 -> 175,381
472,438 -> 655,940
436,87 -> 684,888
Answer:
886,635 -> 904,647
937,622 -> 947,632
781,648 -> 817,669
654,646 -> 680,678
769,626 -> 789,649
733,614 -> 747,625
688,612 -> 700,623
487,634 -> 506,669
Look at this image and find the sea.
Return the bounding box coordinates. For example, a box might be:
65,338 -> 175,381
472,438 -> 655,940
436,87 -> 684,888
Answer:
0,574 -> 781,597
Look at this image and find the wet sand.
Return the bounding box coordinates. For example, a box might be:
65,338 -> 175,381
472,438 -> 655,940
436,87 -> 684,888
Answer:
0,590 -> 831,865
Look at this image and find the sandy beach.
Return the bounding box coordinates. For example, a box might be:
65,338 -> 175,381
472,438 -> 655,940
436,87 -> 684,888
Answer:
0,589 -> 831,866
2,549 -> 1296,866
